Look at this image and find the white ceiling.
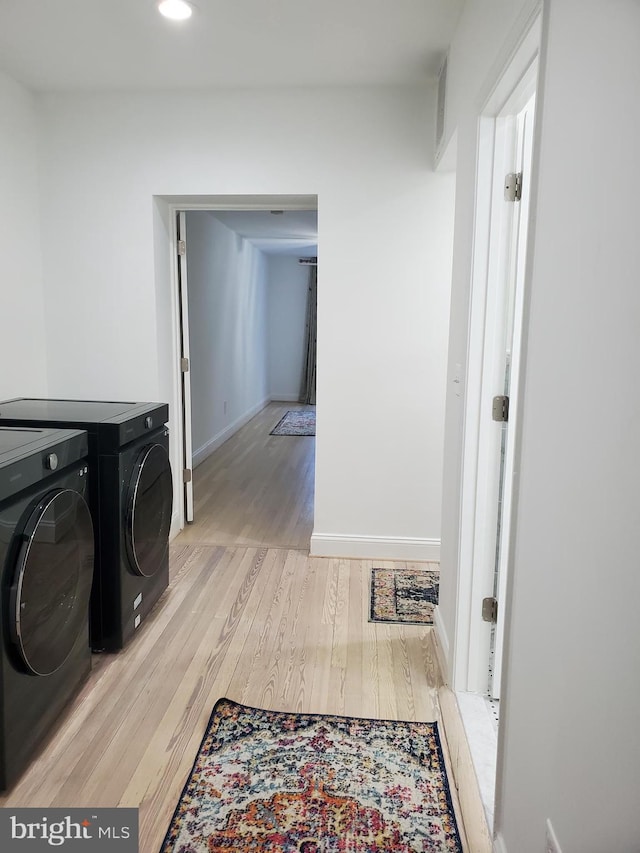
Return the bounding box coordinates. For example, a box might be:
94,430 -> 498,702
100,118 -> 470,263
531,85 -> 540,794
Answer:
211,210 -> 317,257
0,0 -> 463,92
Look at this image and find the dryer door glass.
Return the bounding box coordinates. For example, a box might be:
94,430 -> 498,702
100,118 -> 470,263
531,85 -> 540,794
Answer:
10,489 -> 94,676
127,443 -> 173,578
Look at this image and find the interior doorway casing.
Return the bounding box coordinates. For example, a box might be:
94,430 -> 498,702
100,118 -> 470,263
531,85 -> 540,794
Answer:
452,18 -> 541,697
157,194 -> 318,536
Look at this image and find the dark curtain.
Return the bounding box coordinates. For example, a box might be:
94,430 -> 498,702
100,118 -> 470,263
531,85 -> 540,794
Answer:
299,265 -> 317,405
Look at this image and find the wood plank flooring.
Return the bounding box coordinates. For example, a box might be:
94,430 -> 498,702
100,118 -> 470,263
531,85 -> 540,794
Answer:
0,402 -> 475,852
179,402 -> 315,549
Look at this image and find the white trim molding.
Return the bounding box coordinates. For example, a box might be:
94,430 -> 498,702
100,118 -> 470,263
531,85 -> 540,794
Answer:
192,397 -> 271,468
437,687 -> 493,853
433,605 -> 451,680
270,394 -> 302,403
453,9 -> 542,695
310,533 -> 440,561
493,833 -> 508,853
169,510 -> 182,540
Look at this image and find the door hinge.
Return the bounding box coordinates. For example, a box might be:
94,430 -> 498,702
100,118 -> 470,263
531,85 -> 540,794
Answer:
504,172 -> 523,202
178,239 -> 186,256
181,356 -> 189,373
183,468 -> 192,484
482,597 -> 498,623
492,395 -> 510,422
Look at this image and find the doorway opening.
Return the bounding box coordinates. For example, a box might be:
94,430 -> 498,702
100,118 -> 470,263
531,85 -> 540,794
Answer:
158,194 -> 318,548
452,17 -> 541,831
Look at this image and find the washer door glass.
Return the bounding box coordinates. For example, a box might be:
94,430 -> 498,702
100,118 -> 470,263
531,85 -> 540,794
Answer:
126,443 -> 173,578
10,488 -> 94,676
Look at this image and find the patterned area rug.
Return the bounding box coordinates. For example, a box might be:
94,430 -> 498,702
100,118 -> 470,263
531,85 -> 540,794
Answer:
370,568 -> 440,625
270,410 -> 316,436
161,698 -> 462,852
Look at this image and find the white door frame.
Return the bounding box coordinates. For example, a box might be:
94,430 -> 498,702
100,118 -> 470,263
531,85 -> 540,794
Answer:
176,211 -> 194,523
165,194 -> 318,533
452,16 -> 541,694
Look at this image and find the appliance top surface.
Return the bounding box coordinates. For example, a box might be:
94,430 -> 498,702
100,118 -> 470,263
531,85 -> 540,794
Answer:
0,425 -> 85,466
0,398 -> 164,425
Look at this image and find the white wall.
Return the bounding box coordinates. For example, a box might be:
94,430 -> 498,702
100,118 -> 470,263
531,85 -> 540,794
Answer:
442,0 -> 640,850
497,2 -> 640,850
267,255 -> 309,402
185,212 -> 269,465
0,71 -> 47,399
36,86 -> 456,560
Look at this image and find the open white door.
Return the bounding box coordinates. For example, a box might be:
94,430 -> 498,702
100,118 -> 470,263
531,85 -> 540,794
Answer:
471,96 -> 536,700
176,211 -> 194,523
489,94 -> 536,698
454,31 -> 540,698
446,16 -> 541,832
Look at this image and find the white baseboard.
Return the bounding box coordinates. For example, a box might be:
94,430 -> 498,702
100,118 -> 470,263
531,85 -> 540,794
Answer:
493,833 -> 508,853
433,605 -> 451,683
192,397 -> 270,468
310,533 -> 440,561
169,510 -> 182,541
269,394 -> 301,403
437,687 -> 493,853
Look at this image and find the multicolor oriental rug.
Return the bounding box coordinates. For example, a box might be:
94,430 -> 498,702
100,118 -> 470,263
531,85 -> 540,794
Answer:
161,698 -> 463,853
370,568 -> 440,625
270,410 -> 316,436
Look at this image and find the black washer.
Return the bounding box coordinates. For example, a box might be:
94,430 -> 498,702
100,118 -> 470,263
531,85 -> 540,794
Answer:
10,488 -> 93,675
0,399 -> 173,651
0,426 -> 92,790
126,443 -> 173,578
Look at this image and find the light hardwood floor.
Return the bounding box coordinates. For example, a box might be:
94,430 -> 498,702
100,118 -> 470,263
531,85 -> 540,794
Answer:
0,402 -> 477,852
179,402 -> 315,549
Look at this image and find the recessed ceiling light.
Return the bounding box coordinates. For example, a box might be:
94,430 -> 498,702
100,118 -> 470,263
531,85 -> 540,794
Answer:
158,0 -> 193,21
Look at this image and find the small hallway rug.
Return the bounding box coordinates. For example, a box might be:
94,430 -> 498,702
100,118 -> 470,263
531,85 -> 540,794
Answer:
161,697 -> 463,852
370,567 -> 440,625
270,410 -> 316,436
